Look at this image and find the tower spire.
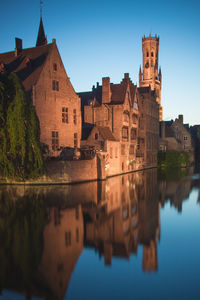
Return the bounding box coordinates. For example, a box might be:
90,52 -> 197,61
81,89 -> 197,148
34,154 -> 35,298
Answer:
40,0 -> 43,18
36,1 -> 47,47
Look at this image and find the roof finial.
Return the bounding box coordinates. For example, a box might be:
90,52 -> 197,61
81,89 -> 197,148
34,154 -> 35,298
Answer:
40,0 -> 43,18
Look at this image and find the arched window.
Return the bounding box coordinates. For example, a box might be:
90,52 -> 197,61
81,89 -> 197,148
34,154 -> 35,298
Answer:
131,128 -> 137,140
123,111 -> 129,122
95,133 -> 98,140
151,51 -> 154,57
146,51 -> 149,57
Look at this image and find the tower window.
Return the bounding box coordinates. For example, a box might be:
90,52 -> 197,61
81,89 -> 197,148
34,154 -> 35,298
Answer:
146,51 -> 149,57
95,133 -> 98,140
151,51 -> 154,57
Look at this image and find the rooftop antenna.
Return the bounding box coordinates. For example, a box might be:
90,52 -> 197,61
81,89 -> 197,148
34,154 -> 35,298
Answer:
40,0 -> 43,18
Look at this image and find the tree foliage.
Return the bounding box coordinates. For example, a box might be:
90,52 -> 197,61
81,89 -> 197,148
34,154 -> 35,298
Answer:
158,151 -> 190,169
0,73 -> 44,179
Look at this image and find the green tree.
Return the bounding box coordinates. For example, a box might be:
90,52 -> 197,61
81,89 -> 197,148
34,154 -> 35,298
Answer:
0,73 -> 44,179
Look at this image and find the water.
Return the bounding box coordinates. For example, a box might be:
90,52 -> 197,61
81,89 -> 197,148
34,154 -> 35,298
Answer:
0,168 -> 200,300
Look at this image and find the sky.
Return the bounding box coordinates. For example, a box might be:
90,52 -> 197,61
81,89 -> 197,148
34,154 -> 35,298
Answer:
0,0 -> 200,125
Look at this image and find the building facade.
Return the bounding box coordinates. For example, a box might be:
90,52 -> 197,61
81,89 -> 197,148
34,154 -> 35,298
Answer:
159,115 -> 194,152
79,73 -> 159,175
0,18 -> 81,156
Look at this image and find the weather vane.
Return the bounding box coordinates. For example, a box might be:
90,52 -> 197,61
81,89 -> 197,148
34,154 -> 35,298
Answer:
40,0 -> 43,18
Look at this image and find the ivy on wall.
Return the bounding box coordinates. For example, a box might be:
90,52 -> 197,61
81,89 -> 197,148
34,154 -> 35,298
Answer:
0,73 -> 44,180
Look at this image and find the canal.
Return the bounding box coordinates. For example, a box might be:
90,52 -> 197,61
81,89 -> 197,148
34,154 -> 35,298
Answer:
0,168 -> 200,300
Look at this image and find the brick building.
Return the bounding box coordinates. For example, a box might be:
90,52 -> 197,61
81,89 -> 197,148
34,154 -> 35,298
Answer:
159,115 -> 194,153
78,36 -> 160,175
0,17 -> 81,156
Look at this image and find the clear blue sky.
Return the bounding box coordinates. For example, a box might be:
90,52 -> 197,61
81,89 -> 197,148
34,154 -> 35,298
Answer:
1,0 -> 200,125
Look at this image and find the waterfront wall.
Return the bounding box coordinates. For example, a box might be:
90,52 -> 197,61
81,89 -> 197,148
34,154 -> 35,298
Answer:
0,154 -> 156,185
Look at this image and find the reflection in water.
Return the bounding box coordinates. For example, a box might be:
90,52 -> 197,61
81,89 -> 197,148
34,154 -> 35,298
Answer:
0,168 -> 199,300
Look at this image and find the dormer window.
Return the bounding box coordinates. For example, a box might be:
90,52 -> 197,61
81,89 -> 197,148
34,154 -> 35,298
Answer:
53,63 -> 57,71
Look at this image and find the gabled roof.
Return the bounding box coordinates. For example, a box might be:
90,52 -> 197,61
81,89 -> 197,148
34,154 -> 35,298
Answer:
82,124 -> 117,141
97,126 -> 117,141
0,43 -> 52,92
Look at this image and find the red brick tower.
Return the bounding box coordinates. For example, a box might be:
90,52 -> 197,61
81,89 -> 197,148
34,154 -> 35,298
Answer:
139,34 -> 162,121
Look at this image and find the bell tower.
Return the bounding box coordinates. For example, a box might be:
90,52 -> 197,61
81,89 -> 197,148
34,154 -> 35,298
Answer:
139,34 -> 162,121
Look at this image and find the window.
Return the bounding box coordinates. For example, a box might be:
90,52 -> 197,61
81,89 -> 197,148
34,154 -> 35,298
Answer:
137,138 -> 140,150
131,128 -> 137,140
123,111 -> 129,122
65,232 -> 71,247
52,131 -> 59,151
151,51 -> 154,57
53,63 -> 57,71
122,126 -> 128,140
95,133 -> 98,140
184,136 -> 188,140
132,113 -> 138,124
74,133 -> 78,148
62,107 -> 68,123
52,80 -> 59,91
73,109 -> 77,125
146,51 -> 149,57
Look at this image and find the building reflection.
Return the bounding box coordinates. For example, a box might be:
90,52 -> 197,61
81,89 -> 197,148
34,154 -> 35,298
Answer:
37,204 -> 83,300
84,169 -> 160,272
0,168 -> 198,299
158,168 -> 194,212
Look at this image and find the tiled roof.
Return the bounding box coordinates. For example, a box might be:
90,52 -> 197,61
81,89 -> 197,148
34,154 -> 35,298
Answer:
0,43 -> 52,92
97,126 -> 117,141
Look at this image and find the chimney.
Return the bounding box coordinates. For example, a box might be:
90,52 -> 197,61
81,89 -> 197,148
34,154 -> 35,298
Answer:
178,114 -> 183,124
102,77 -> 111,103
15,38 -> 22,56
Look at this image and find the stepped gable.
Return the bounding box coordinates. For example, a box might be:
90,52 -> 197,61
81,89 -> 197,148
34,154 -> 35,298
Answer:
0,43 -> 52,92
79,75 -> 137,106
